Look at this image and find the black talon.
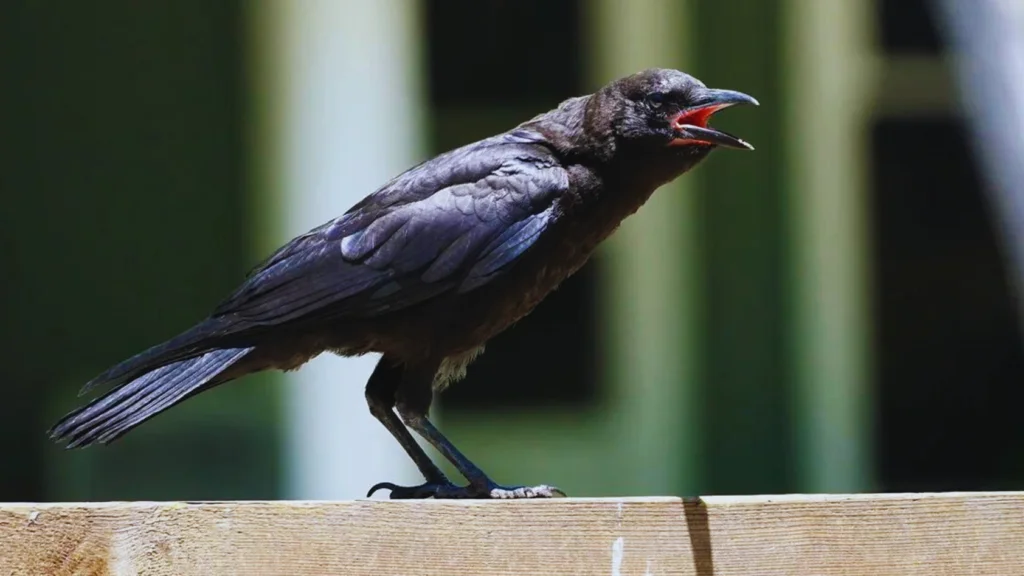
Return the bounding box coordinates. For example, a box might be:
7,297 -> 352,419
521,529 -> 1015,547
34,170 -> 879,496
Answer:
366,481 -> 464,499
366,481 -> 401,498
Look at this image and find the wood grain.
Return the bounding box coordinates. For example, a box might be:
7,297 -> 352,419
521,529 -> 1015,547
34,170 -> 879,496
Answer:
1,493 -> 1022,575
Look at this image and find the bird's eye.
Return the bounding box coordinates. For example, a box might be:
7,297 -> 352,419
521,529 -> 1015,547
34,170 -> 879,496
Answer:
647,92 -> 668,107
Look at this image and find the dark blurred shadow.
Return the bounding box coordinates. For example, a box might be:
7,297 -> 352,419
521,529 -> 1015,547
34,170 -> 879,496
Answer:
683,497 -> 715,576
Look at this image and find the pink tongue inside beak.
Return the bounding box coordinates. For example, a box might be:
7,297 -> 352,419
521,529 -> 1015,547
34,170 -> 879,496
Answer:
672,104 -> 727,129
669,104 -> 729,146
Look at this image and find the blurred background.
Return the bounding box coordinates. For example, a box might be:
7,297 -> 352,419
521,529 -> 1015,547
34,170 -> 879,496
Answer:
3,0 -> 1023,502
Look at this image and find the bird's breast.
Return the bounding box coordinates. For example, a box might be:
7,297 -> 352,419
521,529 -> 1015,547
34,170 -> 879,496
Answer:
398,171 -> 662,359
443,193 -> 645,350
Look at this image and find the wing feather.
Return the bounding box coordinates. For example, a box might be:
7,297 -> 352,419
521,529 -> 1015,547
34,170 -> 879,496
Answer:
210,135 -> 568,330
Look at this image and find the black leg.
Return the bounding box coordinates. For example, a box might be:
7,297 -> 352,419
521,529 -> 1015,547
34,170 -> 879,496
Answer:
363,356 -> 451,496
399,412 -> 487,484
383,360 -> 564,499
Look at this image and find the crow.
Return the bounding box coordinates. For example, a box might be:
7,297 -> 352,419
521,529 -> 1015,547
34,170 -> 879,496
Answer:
50,68 -> 757,499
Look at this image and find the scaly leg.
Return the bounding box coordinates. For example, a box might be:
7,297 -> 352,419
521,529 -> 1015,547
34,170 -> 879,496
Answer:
371,358 -> 564,499
363,356 -> 452,496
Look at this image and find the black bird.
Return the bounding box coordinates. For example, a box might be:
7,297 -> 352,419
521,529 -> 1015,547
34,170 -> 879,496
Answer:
50,68 -> 757,499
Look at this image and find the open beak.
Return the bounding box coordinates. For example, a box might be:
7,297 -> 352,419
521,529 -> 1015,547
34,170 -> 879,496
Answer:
668,88 -> 759,150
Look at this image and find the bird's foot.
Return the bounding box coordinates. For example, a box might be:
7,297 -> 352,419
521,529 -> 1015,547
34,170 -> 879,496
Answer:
367,480 -> 565,500
486,484 -> 566,499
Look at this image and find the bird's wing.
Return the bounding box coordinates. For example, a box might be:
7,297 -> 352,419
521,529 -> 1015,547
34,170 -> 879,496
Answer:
210,136 -> 568,328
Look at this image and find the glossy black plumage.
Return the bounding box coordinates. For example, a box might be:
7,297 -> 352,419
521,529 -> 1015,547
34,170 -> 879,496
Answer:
220,135 -> 568,321
50,68 -> 757,499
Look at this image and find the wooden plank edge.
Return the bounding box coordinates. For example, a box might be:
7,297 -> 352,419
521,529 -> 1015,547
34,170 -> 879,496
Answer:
3,490 -> 1021,509
2,493 -> 1023,576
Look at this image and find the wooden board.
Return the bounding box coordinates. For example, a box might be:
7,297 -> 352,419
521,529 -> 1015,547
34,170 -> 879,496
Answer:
2,493 -> 1023,575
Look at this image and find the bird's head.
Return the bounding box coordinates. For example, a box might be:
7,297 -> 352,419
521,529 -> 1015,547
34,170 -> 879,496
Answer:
590,68 -> 758,173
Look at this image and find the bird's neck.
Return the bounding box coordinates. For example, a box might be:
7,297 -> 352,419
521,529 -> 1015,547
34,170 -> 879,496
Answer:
614,145 -> 713,191
517,95 -> 611,161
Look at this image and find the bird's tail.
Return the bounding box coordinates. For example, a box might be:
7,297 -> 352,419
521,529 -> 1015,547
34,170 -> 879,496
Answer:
76,318 -> 232,396
49,347 -> 253,448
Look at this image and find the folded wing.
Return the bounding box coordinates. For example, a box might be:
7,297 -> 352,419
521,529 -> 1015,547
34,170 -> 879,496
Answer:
212,137 -> 569,330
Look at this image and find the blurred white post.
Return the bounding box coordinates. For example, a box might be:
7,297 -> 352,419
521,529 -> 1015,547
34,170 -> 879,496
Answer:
933,0 -> 1024,330
588,0 -> 699,494
252,0 -> 425,499
783,0 -> 875,491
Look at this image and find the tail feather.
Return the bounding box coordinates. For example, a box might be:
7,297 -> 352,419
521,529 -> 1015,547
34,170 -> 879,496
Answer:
51,347 -> 253,448
87,351 -> 243,445
78,319 -> 229,396
72,354 -> 224,444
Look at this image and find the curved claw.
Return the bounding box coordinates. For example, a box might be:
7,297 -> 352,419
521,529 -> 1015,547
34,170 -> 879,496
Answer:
367,481 -> 461,499
366,482 -> 401,498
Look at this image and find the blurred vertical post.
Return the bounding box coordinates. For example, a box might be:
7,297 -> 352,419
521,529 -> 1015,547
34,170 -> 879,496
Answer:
932,0 -> 1024,329
248,0 -> 425,499
783,0 -> 875,491
587,0 -> 701,494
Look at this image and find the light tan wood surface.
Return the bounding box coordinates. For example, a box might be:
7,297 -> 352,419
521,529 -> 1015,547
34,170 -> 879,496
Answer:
1,493 -> 1022,575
